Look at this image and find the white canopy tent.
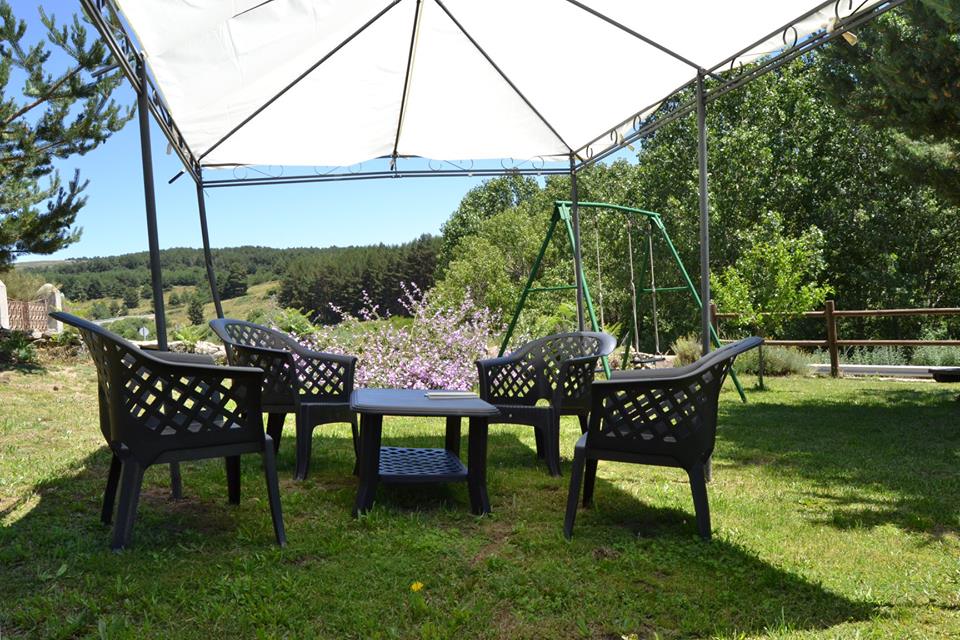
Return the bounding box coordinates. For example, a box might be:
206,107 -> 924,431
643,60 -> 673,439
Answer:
80,0 -> 904,350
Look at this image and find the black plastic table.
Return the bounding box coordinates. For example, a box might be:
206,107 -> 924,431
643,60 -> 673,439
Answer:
350,389 -> 499,517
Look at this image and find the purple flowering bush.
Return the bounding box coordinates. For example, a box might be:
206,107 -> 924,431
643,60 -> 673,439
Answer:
296,283 -> 501,390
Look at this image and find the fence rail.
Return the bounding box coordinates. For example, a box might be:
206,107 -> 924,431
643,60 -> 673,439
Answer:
710,300 -> 960,377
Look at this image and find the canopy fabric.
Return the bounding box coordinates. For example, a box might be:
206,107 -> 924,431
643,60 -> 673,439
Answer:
116,0 -> 881,169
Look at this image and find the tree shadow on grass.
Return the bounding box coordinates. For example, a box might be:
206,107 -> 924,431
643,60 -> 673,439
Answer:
717,384 -> 960,538
0,428 -> 878,638
564,476 -> 877,636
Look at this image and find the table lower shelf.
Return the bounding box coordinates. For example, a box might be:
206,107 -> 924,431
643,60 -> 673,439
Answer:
378,446 -> 467,483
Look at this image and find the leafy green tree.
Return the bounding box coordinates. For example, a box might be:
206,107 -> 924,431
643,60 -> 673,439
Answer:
0,2 -> 130,268
712,212 -> 832,337
186,295 -> 204,326
819,1 -> 960,206
122,287 -> 139,309
435,56 -> 960,349
436,174 -> 539,274
629,57 -> 960,320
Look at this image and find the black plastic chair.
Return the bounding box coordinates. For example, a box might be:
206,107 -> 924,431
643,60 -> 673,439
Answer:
210,318 -> 358,480
52,312 -> 285,550
476,331 -> 617,476
564,336 -> 762,540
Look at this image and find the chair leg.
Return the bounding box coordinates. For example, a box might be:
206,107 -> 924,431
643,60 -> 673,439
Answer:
688,465 -> 712,540
577,414 -> 589,434
266,413 -> 285,454
102,453 -> 122,524
545,415 -> 562,477
350,414 -> 360,476
262,435 -> 287,547
582,459 -> 598,508
533,427 -> 545,458
112,459 -> 145,551
169,462 -> 183,499
294,410 -> 313,481
704,456 -> 713,483
564,446 -> 587,539
225,456 -> 241,505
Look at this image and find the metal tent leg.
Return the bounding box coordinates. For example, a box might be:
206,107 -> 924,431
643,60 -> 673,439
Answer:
196,176 -> 224,319
136,58 -> 168,350
569,156 -> 585,331
696,70 -> 711,357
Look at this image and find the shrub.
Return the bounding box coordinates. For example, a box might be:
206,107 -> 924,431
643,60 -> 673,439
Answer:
843,346 -> 909,366
911,345 -> 960,367
735,346 -> 811,376
0,330 -> 37,366
88,301 -> 110,320
670,334 -> 702,366
1,269 -> 46,300
171,325 -> 211,352
106,317 -> 156,341
295,283 -> 501,390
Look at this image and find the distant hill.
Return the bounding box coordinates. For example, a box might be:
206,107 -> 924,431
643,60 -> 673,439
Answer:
28,246 -> 310,301
22,239 -> 441,325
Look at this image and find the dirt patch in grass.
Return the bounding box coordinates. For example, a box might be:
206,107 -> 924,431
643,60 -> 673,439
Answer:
469,517 -> 513,568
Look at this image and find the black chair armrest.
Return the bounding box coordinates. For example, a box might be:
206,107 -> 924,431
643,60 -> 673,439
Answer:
149,350 -> 217,366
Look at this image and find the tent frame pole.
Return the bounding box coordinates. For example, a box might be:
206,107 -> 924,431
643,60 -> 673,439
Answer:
570,155 -> 585,331
137,57 -> 168,350
696,69 -> 711,356
196,175 -> 224,319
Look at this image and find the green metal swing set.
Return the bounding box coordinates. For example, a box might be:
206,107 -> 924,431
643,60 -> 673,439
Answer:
499,200 -> 746,402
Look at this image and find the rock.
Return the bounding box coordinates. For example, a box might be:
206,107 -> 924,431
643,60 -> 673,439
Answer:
194,341 -> 226,358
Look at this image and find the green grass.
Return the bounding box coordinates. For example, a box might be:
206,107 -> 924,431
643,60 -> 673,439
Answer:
1,367 -> 958,639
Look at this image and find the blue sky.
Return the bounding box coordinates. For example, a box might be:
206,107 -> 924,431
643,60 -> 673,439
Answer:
9,1 -> 520,263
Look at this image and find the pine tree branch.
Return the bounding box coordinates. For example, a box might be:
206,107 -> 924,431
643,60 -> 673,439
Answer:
1,64 -> 84,128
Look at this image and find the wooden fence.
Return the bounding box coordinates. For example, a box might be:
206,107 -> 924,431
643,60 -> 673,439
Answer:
710,300 -> 960,377
7,299 -> 49,334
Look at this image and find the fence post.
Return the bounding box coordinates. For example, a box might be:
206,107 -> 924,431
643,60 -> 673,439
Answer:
709,300 -> 719,338
825,299 -> 840,377
0,279 -> 8,330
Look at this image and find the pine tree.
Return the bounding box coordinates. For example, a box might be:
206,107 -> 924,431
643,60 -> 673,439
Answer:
218,263 -> 248,299
0,2 -> 131,268
122,287 -> 140,309
186,296 -> 205,326
819,0 -> 960,205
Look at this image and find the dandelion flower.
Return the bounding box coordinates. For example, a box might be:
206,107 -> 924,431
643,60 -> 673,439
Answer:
410,581 -> 424,593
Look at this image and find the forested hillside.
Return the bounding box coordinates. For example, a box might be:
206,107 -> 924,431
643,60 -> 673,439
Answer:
21,238 -> 440,323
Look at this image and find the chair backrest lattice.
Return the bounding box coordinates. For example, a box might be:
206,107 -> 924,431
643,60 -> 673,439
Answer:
210,318 -> 352,406
485,332 -> 615,408
587,337 -> 761,465
212,319 -> 297,406
54,312 -> 262,465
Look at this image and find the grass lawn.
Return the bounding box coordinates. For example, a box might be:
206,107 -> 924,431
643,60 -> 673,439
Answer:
1,365 -> 958,639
